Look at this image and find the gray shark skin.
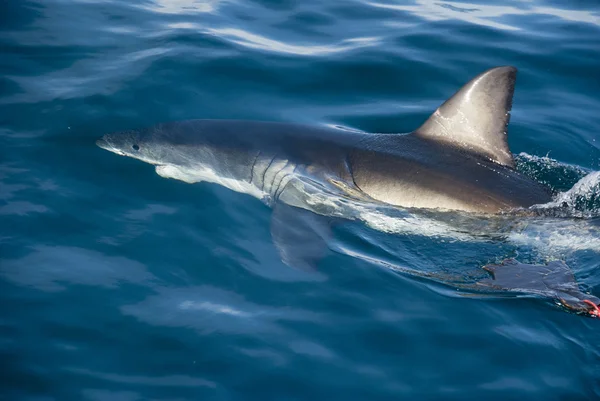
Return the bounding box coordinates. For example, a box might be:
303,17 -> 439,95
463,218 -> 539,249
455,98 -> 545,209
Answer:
97,66 -> 551,216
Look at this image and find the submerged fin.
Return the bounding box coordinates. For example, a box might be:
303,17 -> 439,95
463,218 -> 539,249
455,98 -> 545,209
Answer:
415,66 -> 517,167
477,258 -> 600,316
270,203 -> 333,271
480,259 -> 571,293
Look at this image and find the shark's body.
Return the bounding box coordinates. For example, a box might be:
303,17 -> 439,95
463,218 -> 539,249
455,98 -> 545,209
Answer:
96,66 -> 600,317
97,66 -> 551,215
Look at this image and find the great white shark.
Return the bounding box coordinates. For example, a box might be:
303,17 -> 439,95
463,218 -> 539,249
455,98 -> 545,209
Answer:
97,66 -> 551,213
95,66 -> 600,316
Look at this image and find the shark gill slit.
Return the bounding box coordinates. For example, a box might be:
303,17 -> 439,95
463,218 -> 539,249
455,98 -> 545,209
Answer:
260,155 -> 277,193
249,151 -> 261,185
344,155 -> 359,191
270,160 -> 290,198
274,165 -> 298,201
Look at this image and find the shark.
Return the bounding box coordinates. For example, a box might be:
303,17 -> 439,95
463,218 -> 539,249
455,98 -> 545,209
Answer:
97,66 -> 551,214
95,66 -> 600,317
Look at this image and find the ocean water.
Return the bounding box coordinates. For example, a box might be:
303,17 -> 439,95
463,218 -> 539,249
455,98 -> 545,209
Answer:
2,0 -> 600,400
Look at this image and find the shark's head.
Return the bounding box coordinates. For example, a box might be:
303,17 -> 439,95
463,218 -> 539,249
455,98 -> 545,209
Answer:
96,130 -> 146,159
96,124 -> 196,167
97,120 -> 264,191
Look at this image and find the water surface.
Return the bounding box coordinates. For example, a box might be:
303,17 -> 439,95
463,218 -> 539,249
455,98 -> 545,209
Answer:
1,0 -> 600,400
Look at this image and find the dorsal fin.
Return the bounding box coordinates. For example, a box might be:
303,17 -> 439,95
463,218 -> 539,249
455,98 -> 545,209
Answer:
414,66 -> 517,167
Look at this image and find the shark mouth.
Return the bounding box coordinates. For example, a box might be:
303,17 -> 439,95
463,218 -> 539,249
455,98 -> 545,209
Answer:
96,138 -> 162,166
95,138 -> 127,157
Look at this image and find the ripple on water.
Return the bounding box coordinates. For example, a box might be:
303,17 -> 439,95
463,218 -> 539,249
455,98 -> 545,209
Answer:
121,285 -> 324,335
1,0 -> 600,399
366,0 -> 600,31
0,246 -> 154,292
206,27 -> 380,56
136,0 -> 223,15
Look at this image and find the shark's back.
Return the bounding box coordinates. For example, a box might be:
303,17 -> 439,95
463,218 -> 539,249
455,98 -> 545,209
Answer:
151,119 -> 362,151
350,134 -> 551,213
347,66 -> 553,213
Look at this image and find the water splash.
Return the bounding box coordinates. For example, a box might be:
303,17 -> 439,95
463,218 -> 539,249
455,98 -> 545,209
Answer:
514,153 -> 589,193
535,172 -> 600,218
515,153 -> 600,218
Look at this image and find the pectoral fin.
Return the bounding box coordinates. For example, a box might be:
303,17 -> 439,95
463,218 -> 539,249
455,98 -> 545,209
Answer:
270,203 -> 334,271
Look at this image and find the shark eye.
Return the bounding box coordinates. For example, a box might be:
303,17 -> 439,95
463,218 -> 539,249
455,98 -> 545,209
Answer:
132,144 -> 140,151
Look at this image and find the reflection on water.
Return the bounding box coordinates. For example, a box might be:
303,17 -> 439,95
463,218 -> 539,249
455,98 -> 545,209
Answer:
121,286 -> 323,334
206,28 -> 379,56
368,0 -> 600,31
4,47 -> 171,104
137,0 -> 222,14
71,368 -> 217,388
0,246 -> 154,292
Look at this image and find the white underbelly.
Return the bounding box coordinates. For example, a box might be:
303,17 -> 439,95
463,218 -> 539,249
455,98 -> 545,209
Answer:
155,164 -> 267,200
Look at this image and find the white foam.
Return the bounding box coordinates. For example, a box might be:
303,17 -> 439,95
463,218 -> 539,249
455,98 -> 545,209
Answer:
358,209 -> 475,241
508,219 -> 600,255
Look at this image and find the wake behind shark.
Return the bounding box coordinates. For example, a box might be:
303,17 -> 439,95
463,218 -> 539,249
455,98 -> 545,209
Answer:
95,66 -> 599,316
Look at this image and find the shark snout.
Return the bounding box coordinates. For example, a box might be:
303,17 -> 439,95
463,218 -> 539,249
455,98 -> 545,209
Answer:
96,135 -> 128,157
96,136 -> 110,150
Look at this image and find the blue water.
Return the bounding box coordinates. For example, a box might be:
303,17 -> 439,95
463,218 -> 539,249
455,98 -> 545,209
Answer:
2,0 -> 600,400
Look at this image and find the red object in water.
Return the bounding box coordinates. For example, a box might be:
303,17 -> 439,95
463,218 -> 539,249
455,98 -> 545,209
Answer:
583,300 -> 600,317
